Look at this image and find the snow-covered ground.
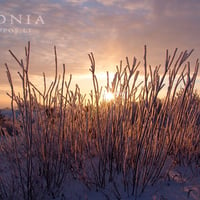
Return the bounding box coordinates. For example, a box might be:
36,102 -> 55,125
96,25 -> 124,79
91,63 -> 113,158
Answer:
0,109 -> 199,200
0,134 -> 199,199
44,164 -> 200,200
0,149 -> 199,200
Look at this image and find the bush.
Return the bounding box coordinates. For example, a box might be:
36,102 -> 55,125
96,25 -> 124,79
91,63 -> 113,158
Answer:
1,42 -> 199,199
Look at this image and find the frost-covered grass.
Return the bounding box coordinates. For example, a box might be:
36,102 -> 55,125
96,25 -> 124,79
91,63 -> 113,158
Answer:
0,42 -> 200,200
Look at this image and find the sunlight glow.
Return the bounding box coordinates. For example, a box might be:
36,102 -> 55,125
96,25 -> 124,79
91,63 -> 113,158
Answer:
104,91 -> 115,102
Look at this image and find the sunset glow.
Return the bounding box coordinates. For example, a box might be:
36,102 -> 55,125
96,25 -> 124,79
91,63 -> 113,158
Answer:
0,0 -> 200,108
104,91 -> 115,102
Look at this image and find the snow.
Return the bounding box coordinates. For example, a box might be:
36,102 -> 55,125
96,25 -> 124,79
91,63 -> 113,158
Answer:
0,134 -> 199,199
0,109 -> 199,200
46,165 -> 200,200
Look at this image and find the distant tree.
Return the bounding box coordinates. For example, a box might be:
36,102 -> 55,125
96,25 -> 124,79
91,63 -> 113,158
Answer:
0,111 -> 5,125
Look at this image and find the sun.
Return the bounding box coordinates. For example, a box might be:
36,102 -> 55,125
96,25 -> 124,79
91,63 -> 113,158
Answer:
104,91 -> 115,102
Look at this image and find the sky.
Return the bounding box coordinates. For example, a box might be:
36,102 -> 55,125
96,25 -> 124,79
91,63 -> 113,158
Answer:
0,0 -> 200,108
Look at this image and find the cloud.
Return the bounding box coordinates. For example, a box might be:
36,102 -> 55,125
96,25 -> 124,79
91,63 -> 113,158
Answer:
0,0 -> 199,65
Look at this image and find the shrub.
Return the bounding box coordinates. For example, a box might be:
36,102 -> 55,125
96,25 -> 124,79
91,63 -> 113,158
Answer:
1,42 -> 199,199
